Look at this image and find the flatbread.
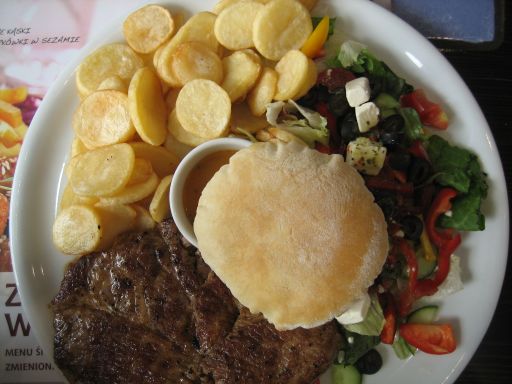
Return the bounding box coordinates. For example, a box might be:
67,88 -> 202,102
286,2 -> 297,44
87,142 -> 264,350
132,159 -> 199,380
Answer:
194,141 -> 388,330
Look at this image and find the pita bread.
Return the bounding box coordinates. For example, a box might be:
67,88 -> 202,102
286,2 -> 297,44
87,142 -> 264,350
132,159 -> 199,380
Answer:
194,141 -> 388,330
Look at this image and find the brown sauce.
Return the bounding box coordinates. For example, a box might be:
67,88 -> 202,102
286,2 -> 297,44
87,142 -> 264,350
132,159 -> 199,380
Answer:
183,150 -> 236,223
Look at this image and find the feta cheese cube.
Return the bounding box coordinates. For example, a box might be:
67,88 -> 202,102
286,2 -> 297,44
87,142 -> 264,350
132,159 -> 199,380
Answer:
345,77 -> 371,107
336,293 -> 371,325
346,137 -> 387,176
355,102 -> 380,132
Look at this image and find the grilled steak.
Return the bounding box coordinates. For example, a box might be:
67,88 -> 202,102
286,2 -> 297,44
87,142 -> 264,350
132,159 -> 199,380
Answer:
50,219 -> 343,383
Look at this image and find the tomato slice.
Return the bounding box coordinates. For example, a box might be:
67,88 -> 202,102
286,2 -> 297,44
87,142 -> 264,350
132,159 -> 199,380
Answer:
401,90 -> 449,129
399,323 -> 456,354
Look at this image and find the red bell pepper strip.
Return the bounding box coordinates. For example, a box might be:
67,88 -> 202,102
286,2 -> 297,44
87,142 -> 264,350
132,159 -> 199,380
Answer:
365,176 -> 414,196
315,101 -> 337,132
401,90 -> 449,129
399,323 -> 456,354
415,233 -> 461,297
396,239 -> 418,317
425,188 -> 458,248
408,139 -> 430,162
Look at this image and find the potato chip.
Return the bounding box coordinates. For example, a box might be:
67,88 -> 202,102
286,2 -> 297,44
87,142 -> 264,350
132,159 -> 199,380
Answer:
132,205 -> 156,231
98,171 -> 159,205
214,1 -> 263,50
76,43 -> 144,97
156,12 -> 220,85
128,67 -> 168,146
253,0 -> 312,61
69,143 -> 135,197
53,205 -> 102,255
149,174 -> 172,223
168,109 -> 209,147
221,50 -> 261,102
274,49 -> 310,100
176,79 -> 231,139
59,184 -> 98,212
294,57 -> 317,99
73,90 -> 135,149
127,158 -> 153,186
123,4 -> 175,54
247,67 -> 277,116
164,132 -> 193,160
230,102 -> 269,133
70,137 -> 88,158
165,87 -> 181,111
129,141 -> 180,177
171,41 -> 223,86
96,75 -> 128,93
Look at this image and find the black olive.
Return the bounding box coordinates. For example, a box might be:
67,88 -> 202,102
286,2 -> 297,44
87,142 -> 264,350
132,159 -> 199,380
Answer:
355,349 -> 383,375
376,196 -> 397,219
339,112 -> 359,142
400,215 -> 423,241
380,131 -> 404,148
408,157 -> 431,185
379,114 -> 406,148
328,89 -> 351,117
388,152 -> 411,172
297,86 -> 319,109
381,114 -> 405,133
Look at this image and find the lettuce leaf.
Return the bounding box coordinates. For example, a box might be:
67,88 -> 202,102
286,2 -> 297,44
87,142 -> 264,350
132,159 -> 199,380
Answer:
426,135 -> 487,231
331,41 -> 413,98
265,100 -> 329,147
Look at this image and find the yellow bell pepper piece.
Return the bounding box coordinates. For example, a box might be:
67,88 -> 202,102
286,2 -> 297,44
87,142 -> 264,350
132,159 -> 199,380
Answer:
301,16 -> 329,59
420,226 -> 437,262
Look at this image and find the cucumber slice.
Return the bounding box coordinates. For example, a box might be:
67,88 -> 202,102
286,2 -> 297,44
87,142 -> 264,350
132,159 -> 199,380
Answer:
392,336 -> 416,359
332,364 -> 362,384
417,255 -> 437,279
407,305 -> 439,324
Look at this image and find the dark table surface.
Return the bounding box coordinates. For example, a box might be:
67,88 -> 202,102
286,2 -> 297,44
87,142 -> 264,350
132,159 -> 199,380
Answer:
442,3 -> 512,384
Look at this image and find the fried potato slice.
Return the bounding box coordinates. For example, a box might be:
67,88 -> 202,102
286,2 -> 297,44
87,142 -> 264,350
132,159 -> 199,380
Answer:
176,79 -> 231,139
97,75 -> 128,93
230,102 -> 269,133
73,90 -> 135,149
214,1 -> 264,50
53,205 -> 102,255
299,0 -> 317,10
156,12 -> 220,85
221,50 -> 261,102
129,141 -> 179,177
59,184 -> 98,212
171,41 -> 223,86
149,174 -> 172,223
132,205 -> 156,231
76,43 -> 144,97
127,158 -> 153,186
247,67 -> 277,116
94,203 -> 137,249
98,171 -> 159,205
128,67 -> 167,146
294,57 -> 317,99
164,132 -> 193,159
70,137 -> 88,158
165,87 -> 181,111
69,143 -> 135,197
253,0 -> 312,61
274,49 -> 310,100
168,109 -> 209,147
123,4 -> 175,54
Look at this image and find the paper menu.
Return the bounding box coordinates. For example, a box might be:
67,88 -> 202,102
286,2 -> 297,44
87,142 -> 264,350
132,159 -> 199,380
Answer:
0,1 -> 145,381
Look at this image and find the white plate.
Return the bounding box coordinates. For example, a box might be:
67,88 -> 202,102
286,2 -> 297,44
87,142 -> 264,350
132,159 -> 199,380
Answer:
10,0 -> 509,383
